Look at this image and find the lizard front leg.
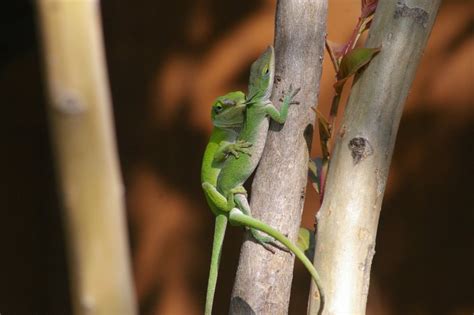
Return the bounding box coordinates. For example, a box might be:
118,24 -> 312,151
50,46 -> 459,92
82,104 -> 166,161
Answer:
214,140 -> 252,162
264,85 -> 301,124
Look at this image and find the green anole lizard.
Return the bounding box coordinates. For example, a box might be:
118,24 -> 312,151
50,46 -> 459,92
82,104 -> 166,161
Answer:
201,91 -> 252,315
202,46 -> 324,314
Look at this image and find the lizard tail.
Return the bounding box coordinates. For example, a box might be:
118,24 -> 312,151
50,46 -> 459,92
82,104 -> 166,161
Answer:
229,208 -> 325,314
205,214 -> 228,315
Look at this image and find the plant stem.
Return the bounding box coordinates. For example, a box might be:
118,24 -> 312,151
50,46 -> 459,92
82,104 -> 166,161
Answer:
229,1 -> 328,314
308,1 -> 442,314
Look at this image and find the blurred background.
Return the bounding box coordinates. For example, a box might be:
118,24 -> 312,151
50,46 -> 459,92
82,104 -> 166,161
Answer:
1,0 -> 472,314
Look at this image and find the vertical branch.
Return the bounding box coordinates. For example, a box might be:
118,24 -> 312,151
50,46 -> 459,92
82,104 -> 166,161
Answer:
308,0 -> 442,314
35,1 -> 137,314
230,1 -> 327,314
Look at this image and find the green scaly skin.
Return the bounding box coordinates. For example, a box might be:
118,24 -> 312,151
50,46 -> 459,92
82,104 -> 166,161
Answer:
202,46 -> 325,314
204,46 -> 297,242
201,91 -> 251,315
201,91 -> 249,214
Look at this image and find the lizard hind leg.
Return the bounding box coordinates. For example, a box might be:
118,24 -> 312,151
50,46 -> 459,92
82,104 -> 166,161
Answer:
233,194 -> 276,253
226,186 -> 247,211
202,182 -> 230,212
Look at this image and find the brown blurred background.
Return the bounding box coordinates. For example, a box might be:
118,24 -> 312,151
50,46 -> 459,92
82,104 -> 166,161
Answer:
1,0 -> 473,314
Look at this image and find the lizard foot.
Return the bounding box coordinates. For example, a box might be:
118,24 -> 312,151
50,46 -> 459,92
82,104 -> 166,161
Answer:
250,229 -> 276,254
227,140 -> 253,158
280,85 -> 301,105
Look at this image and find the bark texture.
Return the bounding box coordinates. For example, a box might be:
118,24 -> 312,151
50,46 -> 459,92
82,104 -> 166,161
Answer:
308,1 -> 442,314
230,1 -> 328,314
36,1 -> 137,314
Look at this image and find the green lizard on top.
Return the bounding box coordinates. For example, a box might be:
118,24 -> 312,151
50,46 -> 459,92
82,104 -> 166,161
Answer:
203,46 -> 297,231
202,46 -> 324,315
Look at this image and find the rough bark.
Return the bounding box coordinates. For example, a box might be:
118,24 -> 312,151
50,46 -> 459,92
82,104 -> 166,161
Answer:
230,1 -> 328,314
35,1 -> 137,314
308,1 -> 442,314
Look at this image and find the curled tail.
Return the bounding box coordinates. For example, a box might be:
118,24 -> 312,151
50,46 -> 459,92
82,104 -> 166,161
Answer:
229,208 -> 325,313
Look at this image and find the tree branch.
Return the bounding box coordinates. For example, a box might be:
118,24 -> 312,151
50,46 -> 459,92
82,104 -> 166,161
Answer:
230,1 -> 328,314
35,1 -> 137,314
308,1 -> 442,314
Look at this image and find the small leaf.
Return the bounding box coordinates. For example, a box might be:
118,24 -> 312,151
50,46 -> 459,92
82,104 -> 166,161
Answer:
316,110 -> 331,161
334,47 -> 381,93
317,111 -> 331,142
297,227 -> 316,260
297,227 -> 310,251
319,159 -> 329,202
308,157 -> 323,194
337,47 -> 381,80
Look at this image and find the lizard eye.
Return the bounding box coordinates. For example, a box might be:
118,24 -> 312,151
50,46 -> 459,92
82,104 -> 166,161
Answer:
214,104 -> 223,114
263,65 -> 269,76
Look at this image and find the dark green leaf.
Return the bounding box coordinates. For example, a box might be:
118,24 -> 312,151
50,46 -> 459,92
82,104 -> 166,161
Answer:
334,47 -> 381,93
297,227 -> 316,260
308,157 -> 323,194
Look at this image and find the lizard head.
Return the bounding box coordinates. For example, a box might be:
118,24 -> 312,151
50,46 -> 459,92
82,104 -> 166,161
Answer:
211,91 -> 246,129
247,46 -> 275,102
